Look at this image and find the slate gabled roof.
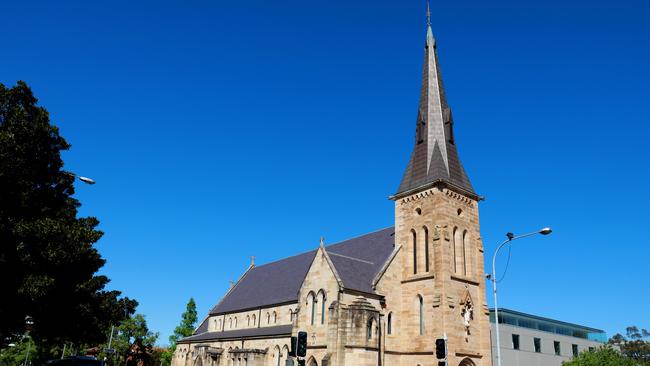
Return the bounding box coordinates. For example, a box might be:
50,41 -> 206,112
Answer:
209,227 -> 395,316
209,250 -> 317,315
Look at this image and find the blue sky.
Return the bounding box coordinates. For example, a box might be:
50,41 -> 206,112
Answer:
2,0 -> 649,344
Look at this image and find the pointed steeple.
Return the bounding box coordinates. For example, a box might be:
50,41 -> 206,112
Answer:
393,19 -> 476,199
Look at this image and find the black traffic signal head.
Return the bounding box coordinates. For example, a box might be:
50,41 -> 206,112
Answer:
289,336 -> 297,357
435,338 -> 447,359
297,331 -> 308,357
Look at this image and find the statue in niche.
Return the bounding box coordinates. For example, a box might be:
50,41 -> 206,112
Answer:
461,301 -> 473,341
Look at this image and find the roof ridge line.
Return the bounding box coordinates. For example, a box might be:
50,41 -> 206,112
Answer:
326,251 -> 375,265
237,227 -> 394,270
325,226 -> 395,248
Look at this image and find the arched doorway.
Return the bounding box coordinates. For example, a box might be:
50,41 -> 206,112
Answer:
459,358 -> 476,366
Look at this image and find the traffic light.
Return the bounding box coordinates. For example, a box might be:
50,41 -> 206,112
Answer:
297,331 -> 308,357
289,336 -> 297,357
435,338 -> 447,359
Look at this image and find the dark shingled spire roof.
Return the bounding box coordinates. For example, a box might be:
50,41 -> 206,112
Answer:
395,25 -> 475,198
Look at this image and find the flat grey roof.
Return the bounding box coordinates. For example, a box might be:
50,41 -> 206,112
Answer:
490,308 -> 604,333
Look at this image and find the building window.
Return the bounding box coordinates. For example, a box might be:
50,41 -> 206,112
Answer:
554,341 -> 561,356
310,293 -> 316,325
462,230 -> 468,275
512,334 -> 520,350
274,311 -> 277,324
252,314 -> 256,326
572,344 -> 579,357
247,315 -> 250,326
452,227 -> 458,273
534,338 -> 541,353
423,226 -> 429,272
367,318 -> 374,339
412,230 -> 418,274
320,291 -> 326,325
418,295 -> 424,335
267,312 -> 271,325
387,313 -> 392,335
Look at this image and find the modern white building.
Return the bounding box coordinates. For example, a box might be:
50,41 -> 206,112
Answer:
490,309 -> 607,366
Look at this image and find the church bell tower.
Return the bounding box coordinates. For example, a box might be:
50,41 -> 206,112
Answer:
390,14 -> 492,366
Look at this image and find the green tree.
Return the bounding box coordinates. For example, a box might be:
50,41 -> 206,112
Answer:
563,346 -> 635,366
608,326 -> 650,365
112,314 -> 159,366
0,81 -> 136,353
161,298 -> 197,366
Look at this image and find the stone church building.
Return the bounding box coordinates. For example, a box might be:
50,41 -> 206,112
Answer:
174,19 -> 492,366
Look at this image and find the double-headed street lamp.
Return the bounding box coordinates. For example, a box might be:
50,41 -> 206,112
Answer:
490,227 -> 552,366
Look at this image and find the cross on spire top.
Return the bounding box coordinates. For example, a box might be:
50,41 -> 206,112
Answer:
427,0 -> 431,26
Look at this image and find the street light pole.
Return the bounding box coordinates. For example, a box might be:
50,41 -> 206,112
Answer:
491,227 -> 552,366
65,172 -> 96,185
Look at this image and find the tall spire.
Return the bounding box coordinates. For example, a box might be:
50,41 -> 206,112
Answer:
393,16 -> 476,199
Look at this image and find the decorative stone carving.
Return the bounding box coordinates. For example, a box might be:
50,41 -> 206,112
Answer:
434,224 -> 450,241
461,300 -> 474,341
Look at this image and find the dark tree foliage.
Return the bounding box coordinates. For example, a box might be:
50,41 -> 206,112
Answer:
112,314 -> 159,366
0,81 -> 136,353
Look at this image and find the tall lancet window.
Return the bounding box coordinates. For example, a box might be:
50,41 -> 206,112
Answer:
320,291 -> 326,325
452,227 -> 458,273
418,295 -> 424,335
423,226 -> 429,272
454,228 -> 464,275
462,230 -> 469,276
412,230 -> 418,274
308,292 -> 316,326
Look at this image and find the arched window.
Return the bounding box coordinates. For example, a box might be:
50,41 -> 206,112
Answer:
462,230 -> 469,276
412,229 -> 418,274
274,346 -> 281,366
229,318 -> 232,329
319,291 -> 326,325
311,294 -> 316,325
266,312 -> 271,325
234,317 -> 238,328
252,314 -> 256,326
247,315 -> 250,326
452,227 -> 459,273
367,317 -> 375,339
423,226 -> 429,272
281,346 -> 289,366
387,312 -> 393,335
418,295 -> 424,335
273,311 -> 277,324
